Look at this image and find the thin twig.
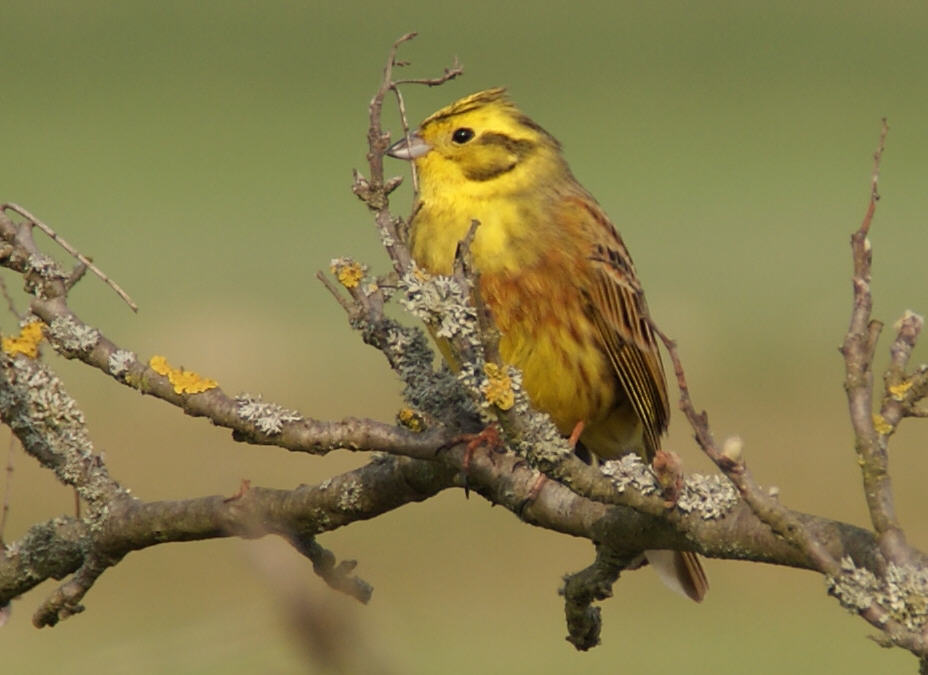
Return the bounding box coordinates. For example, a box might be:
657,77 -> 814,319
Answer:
860,118 -> 889,237
1,203 -> 138,312
390,86 -> 419,194
0,434 -> 15,546
0,277 -> 21,319
839,119 -> 907,561
653,325 -> 839,575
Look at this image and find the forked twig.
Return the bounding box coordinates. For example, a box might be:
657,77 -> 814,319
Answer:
1,203 -> 138,312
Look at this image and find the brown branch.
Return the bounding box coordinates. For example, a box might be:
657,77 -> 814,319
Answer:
0,36 -> 925,669
838,119 -> 909,562
654,327 -> 840,575
880,312 -> 928,431
350,32 -> 459,277
0,428 -> 898,626
1,203 -> 137,311
0,435 -> 13,545
0,455 -> 458,624
0,351 -> 127,515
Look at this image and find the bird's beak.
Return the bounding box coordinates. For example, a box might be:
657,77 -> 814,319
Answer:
386,132 -> 431,160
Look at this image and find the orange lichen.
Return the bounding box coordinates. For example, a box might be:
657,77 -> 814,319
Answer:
872,413 -> 893,436
888,379 -> 913,402
330,258 -> 365,289
398,407 -> 426,432
149,355 -> 218,395
2,321 -> 44,359
482,362 -> 515,411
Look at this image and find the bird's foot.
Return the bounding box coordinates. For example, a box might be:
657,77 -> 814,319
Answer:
449,424 -> 503,497
652,449 -> 684,507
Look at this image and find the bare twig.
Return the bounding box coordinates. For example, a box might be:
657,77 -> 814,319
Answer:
838,119 -> 909,563
0,277 -> 21,319
351,33 -> 462,276
285,534 -> 373,604
1,203 -> 138,312
879,312 -> 927,431
653,326 -> 840,575
0,435 -> 14,545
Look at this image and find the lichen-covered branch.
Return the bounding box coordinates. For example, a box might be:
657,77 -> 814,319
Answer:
1,454 -> 458,625
0,35 -> 925,671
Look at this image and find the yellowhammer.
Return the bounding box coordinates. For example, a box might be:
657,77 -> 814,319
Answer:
387,88 -> 708,602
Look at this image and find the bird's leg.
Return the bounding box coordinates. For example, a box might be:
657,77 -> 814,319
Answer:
446,424 -> 503,497
567,420 -> 586,448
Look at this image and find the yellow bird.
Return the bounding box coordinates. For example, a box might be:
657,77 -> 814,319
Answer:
387,88 -> 707,602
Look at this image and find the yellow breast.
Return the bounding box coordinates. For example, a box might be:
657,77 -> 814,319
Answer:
410,199 -> 616,437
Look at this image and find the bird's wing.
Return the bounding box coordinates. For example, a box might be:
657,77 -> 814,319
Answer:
563,194 -> 670,458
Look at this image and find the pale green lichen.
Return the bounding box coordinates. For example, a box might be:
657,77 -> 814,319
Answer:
828,556 -> 881,613
0,356 -> 124,518
48,315 -> 100,353
25,254 -> 67,280
599,455 -> 738,519
336,479 -> 363,512
383,321 -> 478,423
600,454 -> 660,496
879,562 -> 928,629
827,557 -> 928,631
235,393 -> 302,435
399,268 -> 479,347
676,473 -> 739,519
107,350 -> 137,377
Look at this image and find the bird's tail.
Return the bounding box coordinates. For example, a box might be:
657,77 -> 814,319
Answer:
644,549 -> 708,602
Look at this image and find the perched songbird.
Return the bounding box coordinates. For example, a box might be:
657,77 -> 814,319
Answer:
387,88 -> 707,602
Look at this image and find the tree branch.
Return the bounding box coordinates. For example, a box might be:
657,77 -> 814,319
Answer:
0,37 -> 925,670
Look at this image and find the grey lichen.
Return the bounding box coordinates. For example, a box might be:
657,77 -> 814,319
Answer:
107,350 -> 136,378
378,227 -> 395,249
25,254 -> 67,281
456,362 -> 497,425
48,315 -> 100,353
382,321 -> 478,423
676,473 -> 739,519
828,556 -> 881,613
878,562 -> 928,629
827,557 -> 928,630
600,455 -> 738,518
510,409 -> 572,467
399,268 -> 478,346
235,394 -> 302,435
600,455 -> 660,496
0,355 -> 124,516
336,479 -> 363,512
9,357 -> 88,431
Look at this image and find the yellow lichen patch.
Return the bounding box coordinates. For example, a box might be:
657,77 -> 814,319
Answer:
482,362 -> 515,411
330,258 -> 365,289
2,321 -> 45,358
149,355 -> 218,395
889,379 -> 913,402
872,413 -> 893,436
398,407 -> 426,432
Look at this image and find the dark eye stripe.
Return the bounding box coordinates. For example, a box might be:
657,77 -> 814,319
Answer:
478,132 -> 536,158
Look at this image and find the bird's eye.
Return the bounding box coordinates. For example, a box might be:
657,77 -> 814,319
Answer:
452,127 -> 475,144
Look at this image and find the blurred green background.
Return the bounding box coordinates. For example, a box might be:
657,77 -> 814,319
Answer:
2,1 -> 927,672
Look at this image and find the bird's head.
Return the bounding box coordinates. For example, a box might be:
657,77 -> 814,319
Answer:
387,88 -> 563,194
